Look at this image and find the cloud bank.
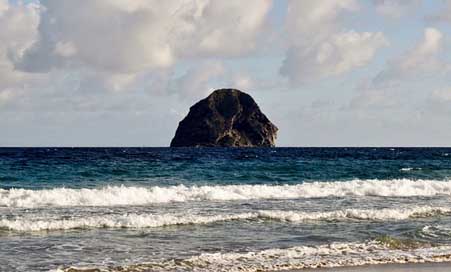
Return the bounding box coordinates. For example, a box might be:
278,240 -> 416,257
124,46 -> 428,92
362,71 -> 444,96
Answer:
1,0 -> 451,146
280,0 -> 388,84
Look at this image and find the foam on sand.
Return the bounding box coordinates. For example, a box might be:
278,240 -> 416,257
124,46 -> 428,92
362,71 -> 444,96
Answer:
55,241 -> 451,272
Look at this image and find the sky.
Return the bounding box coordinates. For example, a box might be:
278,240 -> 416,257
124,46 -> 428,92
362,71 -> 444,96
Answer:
1,0 -> 451,147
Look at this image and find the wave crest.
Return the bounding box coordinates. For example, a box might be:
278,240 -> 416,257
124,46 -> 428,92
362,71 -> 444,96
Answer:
2,206 -> 449,232
2,179 -> 451,208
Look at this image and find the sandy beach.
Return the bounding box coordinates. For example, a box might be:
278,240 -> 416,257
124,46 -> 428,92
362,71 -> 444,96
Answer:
301,262 -> 451,272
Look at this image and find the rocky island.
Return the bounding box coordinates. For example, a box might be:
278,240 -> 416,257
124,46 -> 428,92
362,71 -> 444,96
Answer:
170,89 -> 278,147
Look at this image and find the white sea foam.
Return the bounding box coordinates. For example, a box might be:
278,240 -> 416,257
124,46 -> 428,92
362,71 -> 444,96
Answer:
2,206 -> 449,232
400,167 -> 422,172
420,225 -> 451,238
2,179 -> 451,208
0,213 -> 254,232
56,241 -> 451,272
258,206 -> 451,222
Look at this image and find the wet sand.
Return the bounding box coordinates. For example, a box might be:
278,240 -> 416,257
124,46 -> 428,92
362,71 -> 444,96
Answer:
300,262 -> 451,272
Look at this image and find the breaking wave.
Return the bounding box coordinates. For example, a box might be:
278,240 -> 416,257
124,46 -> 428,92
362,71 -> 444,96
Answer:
400,167 -> 422,172
2,206 -> 450,232
2,179 -> 451,208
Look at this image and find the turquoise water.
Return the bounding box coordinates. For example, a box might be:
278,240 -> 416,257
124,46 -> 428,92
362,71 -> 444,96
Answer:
2,148 -> 451,271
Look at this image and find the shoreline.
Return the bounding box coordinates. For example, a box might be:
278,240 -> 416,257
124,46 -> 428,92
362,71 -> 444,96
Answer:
60,262 -> 451,272
300,262 -> 451,272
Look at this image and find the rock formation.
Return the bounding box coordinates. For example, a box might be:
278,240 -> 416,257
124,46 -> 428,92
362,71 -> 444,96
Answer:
170,89 -> 278,147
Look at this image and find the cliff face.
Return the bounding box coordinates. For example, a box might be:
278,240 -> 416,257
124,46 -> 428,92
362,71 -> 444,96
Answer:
170,89 -> 278,147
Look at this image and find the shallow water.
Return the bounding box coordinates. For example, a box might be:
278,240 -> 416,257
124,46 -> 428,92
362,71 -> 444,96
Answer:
2,148 -> 451,271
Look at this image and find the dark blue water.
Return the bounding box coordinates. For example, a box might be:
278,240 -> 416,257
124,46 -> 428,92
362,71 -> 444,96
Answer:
2,148 -> 451,271
1,148 -> 451,189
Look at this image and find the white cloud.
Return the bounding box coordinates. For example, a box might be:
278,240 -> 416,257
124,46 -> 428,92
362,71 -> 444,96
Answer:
232,74 -> 254,90
172,61 -> 225,100
349,28 -> 448,113
0,0 -> 8,15
348,86 -> 399,110
373,0 -> 420,18
280,0 -> 387,84
416,88 -> 451,116
19,1 -> 176,73
179,0 -> 272,57
0,89 -> 15,105
431,88 -> 451,103
285,0 -> 358,44
375,28 -> 446,82
281,31 -> 388,84
397,28 -> 443,69
9,0 -> 272,96
0,0 -> 42,95
54,41 -> 77,57
170,63 -> 265,101
17,0 -> 271,75
77,71 -> 139,93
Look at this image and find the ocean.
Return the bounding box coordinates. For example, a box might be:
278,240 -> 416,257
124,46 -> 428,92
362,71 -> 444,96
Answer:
2,147 -> 451,271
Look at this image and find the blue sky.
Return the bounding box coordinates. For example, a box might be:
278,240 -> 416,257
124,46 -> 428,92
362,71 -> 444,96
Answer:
1,0 -> 451,146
